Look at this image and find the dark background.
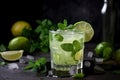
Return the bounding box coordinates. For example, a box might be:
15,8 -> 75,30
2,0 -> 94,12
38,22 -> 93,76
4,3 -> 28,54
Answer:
0,0 -> 120,47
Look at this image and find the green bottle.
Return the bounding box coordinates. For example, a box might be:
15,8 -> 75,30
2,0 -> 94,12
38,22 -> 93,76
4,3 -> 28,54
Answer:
101,0 -> 117,46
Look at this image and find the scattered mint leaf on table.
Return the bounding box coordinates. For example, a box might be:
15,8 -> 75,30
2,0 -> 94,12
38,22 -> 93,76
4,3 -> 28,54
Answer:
73,73 -> 85,79
24,57 -> 47,73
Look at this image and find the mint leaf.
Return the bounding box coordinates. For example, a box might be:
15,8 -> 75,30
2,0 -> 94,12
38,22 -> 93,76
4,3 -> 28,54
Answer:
34,26 -> 42,34
38,57 -> 47,65
33,19 -> 56,53
63,19 -> 67,26
22,28 -> 32,38
61,43 -> 73,51
0,62 -> 6,66
73,73 -> 85,79
55,34 -> 63,42
24,57 -> 47,73
57,19 -> 68,30
72,40 -> 83,56
0,44 -> 6,52
24,61 -> 34,70
58,23 -> 66,30
73,40 -> 81,52
41,19 -> 47,26
47,19 -> 52,26
29,42 -> 40,53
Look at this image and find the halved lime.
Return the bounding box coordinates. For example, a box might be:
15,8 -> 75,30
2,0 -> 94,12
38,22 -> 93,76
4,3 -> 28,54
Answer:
73,21 -> 94,42
0,50 -> 24,61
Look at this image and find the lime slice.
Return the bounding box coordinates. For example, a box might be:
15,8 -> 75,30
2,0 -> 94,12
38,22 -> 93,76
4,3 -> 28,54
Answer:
74,50 -> 83,61
74,21 -> 94,42
0,50 -> 24,61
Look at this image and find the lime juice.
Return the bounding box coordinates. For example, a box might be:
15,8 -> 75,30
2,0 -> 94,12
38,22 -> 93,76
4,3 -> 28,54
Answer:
49,30 -> 84,77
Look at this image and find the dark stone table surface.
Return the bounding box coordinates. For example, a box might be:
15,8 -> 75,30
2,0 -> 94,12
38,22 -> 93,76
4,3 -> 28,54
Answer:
0,43 -> 120,80
0,66 -> 120,80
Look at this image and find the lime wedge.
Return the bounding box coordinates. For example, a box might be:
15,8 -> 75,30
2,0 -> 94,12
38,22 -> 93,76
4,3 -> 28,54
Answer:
0,50 -> 24,61
74,21 -> 94,42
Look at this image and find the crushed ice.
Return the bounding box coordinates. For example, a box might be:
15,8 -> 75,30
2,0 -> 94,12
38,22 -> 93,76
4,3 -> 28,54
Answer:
7,63 -> 19,70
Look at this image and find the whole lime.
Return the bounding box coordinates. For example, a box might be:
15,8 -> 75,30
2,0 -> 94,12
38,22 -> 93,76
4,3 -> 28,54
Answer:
8,36 -> 31,52
114,49 -> 120,64
11,21 -> 32,36
103,47 -> 112,61
94,41 -> 112,57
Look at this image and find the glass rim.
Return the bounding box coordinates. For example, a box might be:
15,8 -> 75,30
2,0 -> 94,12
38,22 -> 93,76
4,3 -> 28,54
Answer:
49,29 -> 84,34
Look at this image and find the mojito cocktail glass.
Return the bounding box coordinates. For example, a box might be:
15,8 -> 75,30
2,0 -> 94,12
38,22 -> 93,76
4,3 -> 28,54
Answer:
49,29 -> 84,77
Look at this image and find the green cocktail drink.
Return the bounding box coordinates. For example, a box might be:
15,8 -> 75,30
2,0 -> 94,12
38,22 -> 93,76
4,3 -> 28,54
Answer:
49,29 -> 84,77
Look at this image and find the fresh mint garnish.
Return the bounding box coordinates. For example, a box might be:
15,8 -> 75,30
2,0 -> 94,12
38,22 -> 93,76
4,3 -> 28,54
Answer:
61,43 -> 73,51
55,34 -> 63,42
73,73 -> 85,79
57,19 -> 68,30
24,57 -> 47,73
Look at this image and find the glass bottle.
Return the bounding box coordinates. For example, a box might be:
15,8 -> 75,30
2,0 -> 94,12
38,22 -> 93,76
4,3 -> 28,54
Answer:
101,0 -> 117,45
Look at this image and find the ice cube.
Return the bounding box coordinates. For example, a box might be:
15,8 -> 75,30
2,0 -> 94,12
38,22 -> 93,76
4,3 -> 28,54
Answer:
84,61 -> 91,67
69,66 -> 77,75
87,51 -> 94,58
95,58 -> 104,63
19,58 -> 26,64
7,63 -> 19,70
26,55 -> 34,60
47,70 -> 53,77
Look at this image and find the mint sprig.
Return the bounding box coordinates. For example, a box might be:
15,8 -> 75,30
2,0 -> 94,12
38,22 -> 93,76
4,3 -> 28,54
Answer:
57,19 -> 68,30
24,57 -> 47,73
22,19 -> 72,53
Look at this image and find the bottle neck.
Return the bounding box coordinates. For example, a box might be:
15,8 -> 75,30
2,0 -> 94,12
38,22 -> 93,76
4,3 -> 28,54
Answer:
105,0 -> 115,9
101,0 -> 113,14
104,0 -> 113,5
